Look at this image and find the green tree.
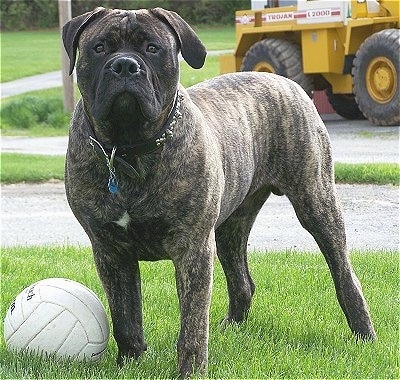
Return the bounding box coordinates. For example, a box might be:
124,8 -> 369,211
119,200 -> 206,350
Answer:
1,0 -> 250,30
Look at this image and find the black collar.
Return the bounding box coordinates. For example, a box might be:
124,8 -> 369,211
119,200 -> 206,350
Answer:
87,92 -> 183,185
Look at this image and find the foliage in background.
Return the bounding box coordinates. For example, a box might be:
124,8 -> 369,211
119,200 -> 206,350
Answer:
0,0 -> 250,30
0,0 -> 58,30
0,94 -> 70,136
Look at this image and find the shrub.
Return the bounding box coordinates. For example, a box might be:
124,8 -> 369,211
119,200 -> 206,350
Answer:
0,0 -> 58,30
1,0 -> 250,30
0,96 -> 70,131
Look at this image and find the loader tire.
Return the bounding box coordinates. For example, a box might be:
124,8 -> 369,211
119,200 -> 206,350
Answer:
241,38 -> 313,97
326,87 -> 365,120
352,29 -> 400,126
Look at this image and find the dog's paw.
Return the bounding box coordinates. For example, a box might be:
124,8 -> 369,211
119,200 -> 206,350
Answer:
220,307 -> 251,330
349,317 -> 377,342
116,343 -> 148,367
354,330 -> 377,342
220,316 -> 243,330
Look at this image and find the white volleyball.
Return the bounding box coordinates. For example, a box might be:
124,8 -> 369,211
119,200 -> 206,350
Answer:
3,278 -> 109,362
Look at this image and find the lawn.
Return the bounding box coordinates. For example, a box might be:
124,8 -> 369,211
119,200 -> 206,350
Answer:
0,30 -> 62,82
1,247 -> 398,379
0,27 -> 234,82
0,153 -> 65,183
334,162 -> 400,185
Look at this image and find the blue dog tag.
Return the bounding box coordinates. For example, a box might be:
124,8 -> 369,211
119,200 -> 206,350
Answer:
108,176 -> 118,194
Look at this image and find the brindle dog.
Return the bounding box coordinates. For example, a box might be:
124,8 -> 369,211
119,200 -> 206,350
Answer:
62,7 -> 376,377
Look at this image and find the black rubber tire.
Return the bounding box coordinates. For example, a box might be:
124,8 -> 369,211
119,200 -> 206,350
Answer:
240,38 -> 313,97
326,87 -> 365,120
352,29 -> 400,126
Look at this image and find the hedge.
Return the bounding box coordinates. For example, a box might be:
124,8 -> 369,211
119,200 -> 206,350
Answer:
0,0 -> 250,31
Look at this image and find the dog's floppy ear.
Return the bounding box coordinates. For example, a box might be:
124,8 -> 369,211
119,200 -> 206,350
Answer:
62,7 -> 107,75
150,8 -> 207,69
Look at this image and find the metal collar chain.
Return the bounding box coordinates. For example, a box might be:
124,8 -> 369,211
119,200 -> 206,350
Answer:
155,92 -> 183,147
89,137 -> 119,193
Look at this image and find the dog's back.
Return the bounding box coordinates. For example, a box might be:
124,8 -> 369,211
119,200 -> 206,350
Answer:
187,72 -> 334,204
188,71 -> 321,134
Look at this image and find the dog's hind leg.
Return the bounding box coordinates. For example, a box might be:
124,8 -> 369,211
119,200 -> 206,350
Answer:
216,187 -> 271,326
285,182 -> 376,341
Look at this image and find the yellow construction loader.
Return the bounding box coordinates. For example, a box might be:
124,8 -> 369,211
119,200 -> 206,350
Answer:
220,0 -> 399,126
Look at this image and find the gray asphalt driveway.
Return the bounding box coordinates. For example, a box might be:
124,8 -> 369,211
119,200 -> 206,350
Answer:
1,71 -> 66,98
1,182 -> 398,251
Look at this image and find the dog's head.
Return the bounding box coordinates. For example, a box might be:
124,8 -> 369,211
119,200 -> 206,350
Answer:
62,8 -> 206,141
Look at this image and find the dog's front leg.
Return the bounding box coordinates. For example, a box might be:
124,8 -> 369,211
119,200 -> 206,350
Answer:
173,232 -> 215,378
92,242 -> 147,366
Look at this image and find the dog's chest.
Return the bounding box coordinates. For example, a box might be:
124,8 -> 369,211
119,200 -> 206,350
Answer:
93,194 -> 174,260
113,210 -> 131,229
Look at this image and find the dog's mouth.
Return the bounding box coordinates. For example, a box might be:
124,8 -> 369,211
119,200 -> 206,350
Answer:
104,91 -> 152,139
95,80 -> 162,124
110,91 -> 140,117
94,87 -> 154,127
95,87 -> 166,144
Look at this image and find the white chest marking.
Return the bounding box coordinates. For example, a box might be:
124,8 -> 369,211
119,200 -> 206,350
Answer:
113,211 -> 131,230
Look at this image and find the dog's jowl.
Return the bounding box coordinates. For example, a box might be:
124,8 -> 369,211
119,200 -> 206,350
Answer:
62,7 -> 376,378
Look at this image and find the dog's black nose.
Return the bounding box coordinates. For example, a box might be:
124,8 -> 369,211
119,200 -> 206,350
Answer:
111,57 -> 140,77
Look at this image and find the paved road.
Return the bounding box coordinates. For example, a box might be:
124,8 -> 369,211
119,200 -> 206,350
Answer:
1,182 -> 398,251
1,71 -> 66,98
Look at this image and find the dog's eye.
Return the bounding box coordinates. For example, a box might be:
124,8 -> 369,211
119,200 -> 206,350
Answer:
94,43 -> 105,53
146,44 -> 159,54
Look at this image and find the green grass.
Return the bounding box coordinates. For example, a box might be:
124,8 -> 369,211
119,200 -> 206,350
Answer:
195,25 -> 235,51
335,162 -> 399,185
0,27 -> 233,82
0,30 -> 61,82
0,153 -> 65,183
180,55 -> 220,87
1,247 -> 398,379
1,153 -> 398,186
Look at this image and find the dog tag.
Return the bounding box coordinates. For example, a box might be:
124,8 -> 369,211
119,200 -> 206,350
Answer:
108,176 -> 119,194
